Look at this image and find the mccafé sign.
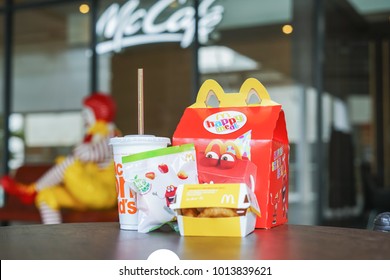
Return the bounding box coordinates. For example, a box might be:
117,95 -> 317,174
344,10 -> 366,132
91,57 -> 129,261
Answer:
96,0 -> 224,54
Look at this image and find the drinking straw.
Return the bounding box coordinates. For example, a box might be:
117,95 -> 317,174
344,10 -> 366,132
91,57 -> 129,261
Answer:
138,68 -> 144,135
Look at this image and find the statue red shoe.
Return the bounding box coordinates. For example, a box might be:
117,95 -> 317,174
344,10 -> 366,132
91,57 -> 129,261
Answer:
0,175 -> 37,205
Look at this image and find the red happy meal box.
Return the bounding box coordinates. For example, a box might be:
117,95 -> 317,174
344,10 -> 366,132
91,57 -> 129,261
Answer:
172,78 -> 289,229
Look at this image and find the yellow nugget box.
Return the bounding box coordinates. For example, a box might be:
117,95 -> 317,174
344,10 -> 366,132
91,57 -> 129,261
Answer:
170,183 -> 261,237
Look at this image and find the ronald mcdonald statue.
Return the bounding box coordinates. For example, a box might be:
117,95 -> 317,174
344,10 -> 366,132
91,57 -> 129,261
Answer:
1,93 -> 121,224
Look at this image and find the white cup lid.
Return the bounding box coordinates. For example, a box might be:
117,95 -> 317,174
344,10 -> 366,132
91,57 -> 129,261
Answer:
109,134 -> 171,146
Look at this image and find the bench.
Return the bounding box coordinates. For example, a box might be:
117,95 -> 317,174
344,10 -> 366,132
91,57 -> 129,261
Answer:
0,164 -> 118,224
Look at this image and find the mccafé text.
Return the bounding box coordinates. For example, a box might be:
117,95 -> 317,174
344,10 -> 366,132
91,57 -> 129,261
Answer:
96,0 -> 224,54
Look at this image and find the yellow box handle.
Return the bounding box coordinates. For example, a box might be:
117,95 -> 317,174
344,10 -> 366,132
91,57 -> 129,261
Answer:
191,78 -> 278,108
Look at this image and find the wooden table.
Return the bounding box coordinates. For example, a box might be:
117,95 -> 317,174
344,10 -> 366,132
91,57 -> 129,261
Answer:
0,222 -> 389,260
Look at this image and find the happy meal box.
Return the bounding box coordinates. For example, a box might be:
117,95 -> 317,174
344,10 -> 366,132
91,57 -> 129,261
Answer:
170,183 -> 261,237
172,78 -> 289,229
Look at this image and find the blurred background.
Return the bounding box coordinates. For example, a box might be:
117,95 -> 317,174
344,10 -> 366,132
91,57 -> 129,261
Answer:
0,0 -> 389,228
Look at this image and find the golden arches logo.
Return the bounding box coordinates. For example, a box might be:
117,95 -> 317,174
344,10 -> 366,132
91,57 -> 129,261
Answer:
221,194 -> 235,204
185,153 -> 195,162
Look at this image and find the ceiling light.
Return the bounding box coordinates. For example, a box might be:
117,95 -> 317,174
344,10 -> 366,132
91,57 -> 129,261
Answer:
79,4 -> 90,14
282,24 -> 293,34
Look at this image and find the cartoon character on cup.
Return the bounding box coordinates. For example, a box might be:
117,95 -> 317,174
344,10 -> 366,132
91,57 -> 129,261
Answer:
1,93 -> 121,224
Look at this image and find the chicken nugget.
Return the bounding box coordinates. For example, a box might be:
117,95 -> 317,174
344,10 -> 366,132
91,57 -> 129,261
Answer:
182,208 -> 199,217
197,207 -> 238,218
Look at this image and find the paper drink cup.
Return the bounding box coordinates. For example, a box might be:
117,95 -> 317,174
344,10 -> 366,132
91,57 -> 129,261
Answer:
109,135 -> 171,230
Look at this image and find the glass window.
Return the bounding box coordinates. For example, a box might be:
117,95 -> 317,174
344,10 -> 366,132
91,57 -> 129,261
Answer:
12,3 -> 90,166
99,0 -> 196,138
199,0 -> 311,215
13,4 -> 90,112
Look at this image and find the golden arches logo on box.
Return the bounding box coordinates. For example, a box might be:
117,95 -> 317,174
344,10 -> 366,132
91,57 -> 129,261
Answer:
221,194 -> 235,205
